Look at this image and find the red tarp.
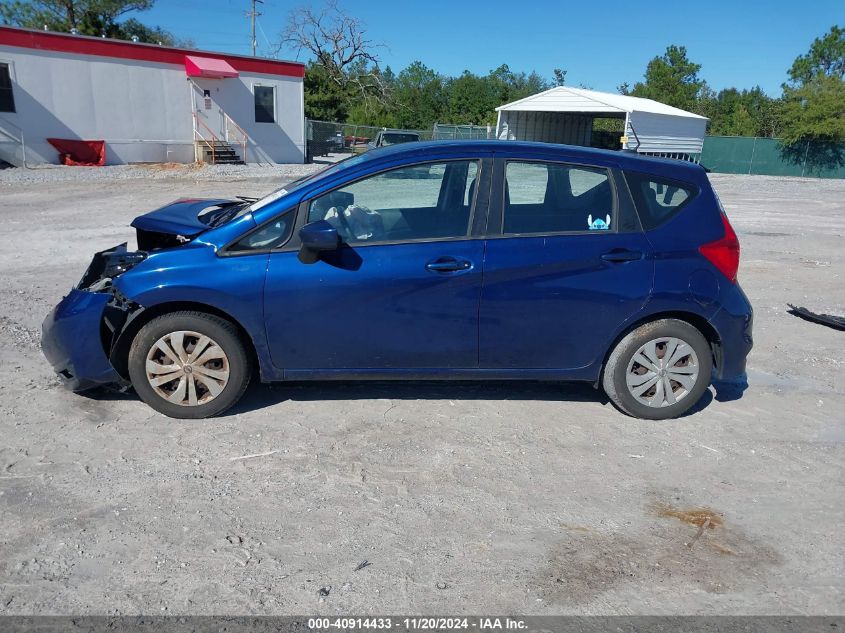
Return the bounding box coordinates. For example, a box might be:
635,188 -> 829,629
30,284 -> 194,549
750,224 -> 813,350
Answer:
185,55 -> 239,79
47,138 -> 106,166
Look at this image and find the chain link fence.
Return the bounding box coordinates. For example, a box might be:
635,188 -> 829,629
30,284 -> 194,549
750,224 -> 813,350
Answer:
306,120 -> 500,162
431,124 -> 494,140
306,120 -> 432,161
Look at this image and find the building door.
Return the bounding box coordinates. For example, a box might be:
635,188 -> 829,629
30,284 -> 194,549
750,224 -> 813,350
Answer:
191,81 -> 225,139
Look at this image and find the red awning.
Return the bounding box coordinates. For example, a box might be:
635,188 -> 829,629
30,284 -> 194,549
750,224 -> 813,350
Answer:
185,55 -> 239,79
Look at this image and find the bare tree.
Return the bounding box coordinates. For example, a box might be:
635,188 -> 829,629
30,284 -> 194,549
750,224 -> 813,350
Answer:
279,0 -> 386,96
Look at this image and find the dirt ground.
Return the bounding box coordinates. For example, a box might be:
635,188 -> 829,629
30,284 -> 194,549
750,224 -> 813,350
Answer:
0,167 -> 842,615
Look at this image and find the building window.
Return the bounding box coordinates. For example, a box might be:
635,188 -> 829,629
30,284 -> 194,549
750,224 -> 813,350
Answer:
0,64 -> 15,113
254,85 -> 275,123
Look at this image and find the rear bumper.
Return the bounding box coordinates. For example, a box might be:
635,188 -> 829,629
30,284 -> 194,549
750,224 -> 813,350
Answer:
41,289 -> 125,392
708,286 -> 753,382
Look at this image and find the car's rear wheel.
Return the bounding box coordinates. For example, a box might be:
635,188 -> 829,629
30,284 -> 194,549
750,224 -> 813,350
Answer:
602,319 -> 712,420
128,311 -> 251,419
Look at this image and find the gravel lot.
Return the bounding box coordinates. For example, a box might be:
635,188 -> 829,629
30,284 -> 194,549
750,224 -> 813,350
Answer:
0,165 -> 842,615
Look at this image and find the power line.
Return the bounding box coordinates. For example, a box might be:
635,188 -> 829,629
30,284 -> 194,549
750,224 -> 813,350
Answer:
256,18 -> 275,58
246,0 -> 264,57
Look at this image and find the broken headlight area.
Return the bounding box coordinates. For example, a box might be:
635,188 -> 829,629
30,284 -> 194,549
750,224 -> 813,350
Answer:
77,243 -> 147,291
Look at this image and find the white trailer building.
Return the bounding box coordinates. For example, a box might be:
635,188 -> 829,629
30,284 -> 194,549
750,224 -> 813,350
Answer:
496,87 -> 708,160
0,26 -> 306,166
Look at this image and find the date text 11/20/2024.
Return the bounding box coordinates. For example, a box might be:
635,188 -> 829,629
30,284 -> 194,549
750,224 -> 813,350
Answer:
308,617 -> 528,630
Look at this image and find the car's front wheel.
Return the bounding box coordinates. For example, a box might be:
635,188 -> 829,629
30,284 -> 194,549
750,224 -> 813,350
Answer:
602,319 -> 712,420
128,311 -> 251,419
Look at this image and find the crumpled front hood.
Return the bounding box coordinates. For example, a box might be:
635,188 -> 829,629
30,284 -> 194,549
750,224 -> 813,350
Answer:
130,198 -> 238,237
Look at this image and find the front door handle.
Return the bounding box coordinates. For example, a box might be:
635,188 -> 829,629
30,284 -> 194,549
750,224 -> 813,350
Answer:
601,249 -> 643,263
425,257 -> 472,272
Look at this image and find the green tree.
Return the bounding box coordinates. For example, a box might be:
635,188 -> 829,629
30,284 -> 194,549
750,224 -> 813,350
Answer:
786,25 -> 845,86
553,68 -> 567,87
344,63 -> 396,127
346,97 -> 395,127
488,63 -> 549,106
440,65 -> 550,127
303,62 -> 350,122
780,74 -> 845,143
705,87 -> 781,137
391,61 -> 446,129
780,26 -> 845,143
626,45 -> 709,112
0,0 -> 182,44
446,71 -> 497,126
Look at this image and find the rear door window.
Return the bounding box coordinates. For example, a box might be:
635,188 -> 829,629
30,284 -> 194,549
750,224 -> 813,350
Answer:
624,171 -> 697,230
503,161 -> 615,234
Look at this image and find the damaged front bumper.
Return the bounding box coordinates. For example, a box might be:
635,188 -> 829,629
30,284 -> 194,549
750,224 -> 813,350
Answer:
42,243 -> 145,392
42,288 -> 129,391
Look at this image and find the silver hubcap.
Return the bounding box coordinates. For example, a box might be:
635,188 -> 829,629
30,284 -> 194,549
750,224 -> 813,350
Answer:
626,337 -> 700,408
145,330 -> 230,407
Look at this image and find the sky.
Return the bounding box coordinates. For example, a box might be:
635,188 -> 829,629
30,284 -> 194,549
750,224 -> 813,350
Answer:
143,0 -> 844,96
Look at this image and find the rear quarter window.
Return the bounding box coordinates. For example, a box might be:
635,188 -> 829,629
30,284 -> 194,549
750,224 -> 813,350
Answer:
624,171 -> 698,230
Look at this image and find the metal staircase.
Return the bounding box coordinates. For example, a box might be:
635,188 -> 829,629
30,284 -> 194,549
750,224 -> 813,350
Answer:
193,112 -> 248,165
197,139 -> 244,164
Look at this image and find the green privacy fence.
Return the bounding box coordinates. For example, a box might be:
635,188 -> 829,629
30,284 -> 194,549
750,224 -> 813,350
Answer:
700,136 -> 845,179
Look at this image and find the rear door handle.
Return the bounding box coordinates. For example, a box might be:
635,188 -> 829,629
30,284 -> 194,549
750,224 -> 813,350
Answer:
425,257 -> 472,272
601,249 -> 643,263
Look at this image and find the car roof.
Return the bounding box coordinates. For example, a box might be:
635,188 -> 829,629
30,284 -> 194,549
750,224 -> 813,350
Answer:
362,140 -> 705,178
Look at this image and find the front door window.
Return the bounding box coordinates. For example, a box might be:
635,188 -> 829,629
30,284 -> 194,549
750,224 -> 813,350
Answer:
306,160 -> 480,244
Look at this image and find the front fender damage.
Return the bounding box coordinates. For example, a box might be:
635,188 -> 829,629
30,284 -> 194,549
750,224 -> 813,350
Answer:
43,243 -> 149,390
100,286 -> 146,381
41,286 -> 136,392
76,243 -> 149,381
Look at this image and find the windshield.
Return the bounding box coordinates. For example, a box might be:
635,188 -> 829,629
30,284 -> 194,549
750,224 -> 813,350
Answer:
248,153 -> 370,214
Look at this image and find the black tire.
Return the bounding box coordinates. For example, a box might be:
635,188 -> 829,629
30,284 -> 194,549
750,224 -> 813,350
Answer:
128,311 -> 251,419
602,318 -> 712,420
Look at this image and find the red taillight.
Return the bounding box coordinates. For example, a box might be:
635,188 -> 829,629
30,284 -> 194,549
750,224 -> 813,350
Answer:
699,213 -> 740,283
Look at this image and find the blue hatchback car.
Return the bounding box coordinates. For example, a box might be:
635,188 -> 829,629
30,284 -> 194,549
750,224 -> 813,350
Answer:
42,141 -> 752,420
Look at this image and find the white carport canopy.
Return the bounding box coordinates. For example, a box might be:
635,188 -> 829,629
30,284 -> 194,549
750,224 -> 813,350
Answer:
495,87 -> 708,156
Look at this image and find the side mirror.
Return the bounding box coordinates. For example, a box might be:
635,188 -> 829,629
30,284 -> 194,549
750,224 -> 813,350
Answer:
298,220 -> 339,264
